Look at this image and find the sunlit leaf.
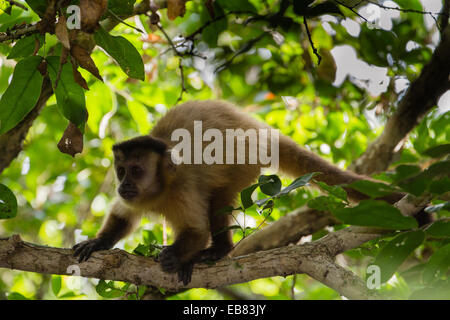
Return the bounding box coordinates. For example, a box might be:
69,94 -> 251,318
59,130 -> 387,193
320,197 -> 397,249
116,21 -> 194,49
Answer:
94,27 -> 145,80
0,55 -> 43,135
258,175 -> 282,196
51,275 -> 62,296
7,34 -> 44,59
240,183 -> 258,209
333,200 -> 418,229
47,56 -> 87,127
0,183 -> 17,219
423,244 -> 450,284
373,230 -> 425,283
425,220 -> 450,238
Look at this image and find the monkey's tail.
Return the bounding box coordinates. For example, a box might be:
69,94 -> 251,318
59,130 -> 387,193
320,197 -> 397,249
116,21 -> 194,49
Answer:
277,135 -> 403,203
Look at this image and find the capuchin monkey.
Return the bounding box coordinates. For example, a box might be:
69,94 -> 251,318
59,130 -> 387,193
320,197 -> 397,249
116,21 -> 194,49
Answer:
73,100 -> 404,285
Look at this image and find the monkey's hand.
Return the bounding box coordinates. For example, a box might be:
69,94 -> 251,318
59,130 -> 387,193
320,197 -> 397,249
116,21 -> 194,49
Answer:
72,238 -> 112,263
159,246 -> 194,286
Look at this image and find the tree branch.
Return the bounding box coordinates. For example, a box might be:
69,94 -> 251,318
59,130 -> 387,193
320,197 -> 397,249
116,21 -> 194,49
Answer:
231,207 -> 337,256
350,25 -> 450,175
0,24 -> 39,42
0,193 -> 430,299
0,232 -> 377,299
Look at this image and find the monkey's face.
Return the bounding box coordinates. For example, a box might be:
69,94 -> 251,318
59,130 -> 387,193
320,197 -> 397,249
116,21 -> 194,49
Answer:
113,150 -> 163,203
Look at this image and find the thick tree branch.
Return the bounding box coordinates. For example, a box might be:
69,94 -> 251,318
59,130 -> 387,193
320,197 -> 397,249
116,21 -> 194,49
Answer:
231,207 -> 337,256
0,194 -> 429,299
0,233 -> 377,299
350,25 -> 450,175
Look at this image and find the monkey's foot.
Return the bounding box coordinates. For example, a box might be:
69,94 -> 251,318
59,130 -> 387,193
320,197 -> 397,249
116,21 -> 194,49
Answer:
196,246 -> 231,263
178,262 -> 194,286
72,238 -> 111,262
159,246 -> 194,286
159,245 -> 181,273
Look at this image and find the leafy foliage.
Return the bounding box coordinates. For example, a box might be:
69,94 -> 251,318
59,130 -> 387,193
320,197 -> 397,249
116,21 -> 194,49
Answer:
0,0 -> 449,300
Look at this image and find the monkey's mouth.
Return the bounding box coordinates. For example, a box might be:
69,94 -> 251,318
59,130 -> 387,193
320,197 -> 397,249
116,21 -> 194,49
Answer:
118,189 -> 138,200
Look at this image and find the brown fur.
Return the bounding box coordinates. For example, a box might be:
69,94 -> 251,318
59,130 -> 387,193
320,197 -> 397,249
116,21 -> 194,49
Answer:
74,100 -> 403,283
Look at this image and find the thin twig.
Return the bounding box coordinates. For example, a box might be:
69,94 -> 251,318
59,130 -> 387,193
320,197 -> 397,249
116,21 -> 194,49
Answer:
364,0 -> 445,16
215,33 -> 267,72
5,0 -> 28,11
157,24 -> 187,103
291,274 -> 297,300
0,24 -> 39,42
303,16 -> 321,65
107,9 -> 144,33
333,0 -> 368,22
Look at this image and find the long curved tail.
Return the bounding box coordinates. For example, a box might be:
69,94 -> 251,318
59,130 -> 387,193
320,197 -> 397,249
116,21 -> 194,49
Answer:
278,135 -> 402,203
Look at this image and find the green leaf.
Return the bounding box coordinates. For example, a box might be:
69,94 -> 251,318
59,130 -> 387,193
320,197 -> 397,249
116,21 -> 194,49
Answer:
0,1 -> 12,14
94,27 -> 145,80
373,230 -> 425,283
409,282 -> 450,300
397,175 -> 430,197
0,55 -> 43,135
107,0 -> 136,17
133,243 -> 150,256
51,275 -> 62,296
391,164 -> 422,183
278,172 -> 319,197
201,2 -> 227,47
0,183 -> 18,219
306,1 -> 343,17
240,183 -> 258,209
317,181 -> 348,202
46,56 -> 87,128
138,285 -> 147,299
397,161 -> 450,196
347,180 -> 397,198
423,244 -> 450,284
422,144 -> 450,158
293,0 -> 315,15
333,200 -> 418,229
7,34 -> 44,59
96,280 -> 124,298
25,0 -> 47,16
216,0 -> 257,13
258,175 -> 282,196
7,292 -> 30,300
307,195 -> 346,212
142,229 -> 158,245
429,178 -> 450,195
425,220 -> 450,238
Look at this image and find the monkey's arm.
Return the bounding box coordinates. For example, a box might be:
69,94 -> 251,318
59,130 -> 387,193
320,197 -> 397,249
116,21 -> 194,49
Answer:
73,200 -> 140,262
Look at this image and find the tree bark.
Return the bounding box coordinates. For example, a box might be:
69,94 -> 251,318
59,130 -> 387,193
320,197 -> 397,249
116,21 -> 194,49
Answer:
0,193 -> 429,299
350,25 -> 450,175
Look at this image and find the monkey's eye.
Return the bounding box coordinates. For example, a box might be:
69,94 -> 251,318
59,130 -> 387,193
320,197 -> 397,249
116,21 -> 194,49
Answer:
130,166 -> 143,178
117,167 -> 125,180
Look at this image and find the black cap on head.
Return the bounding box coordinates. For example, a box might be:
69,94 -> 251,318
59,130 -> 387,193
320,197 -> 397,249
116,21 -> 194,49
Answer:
113,136 -> 167,155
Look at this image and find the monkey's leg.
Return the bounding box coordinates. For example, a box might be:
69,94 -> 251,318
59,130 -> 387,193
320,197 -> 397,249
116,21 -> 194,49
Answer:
73,201 -> 139,262
159,227 -> 209,285
198,191 -> 235,262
